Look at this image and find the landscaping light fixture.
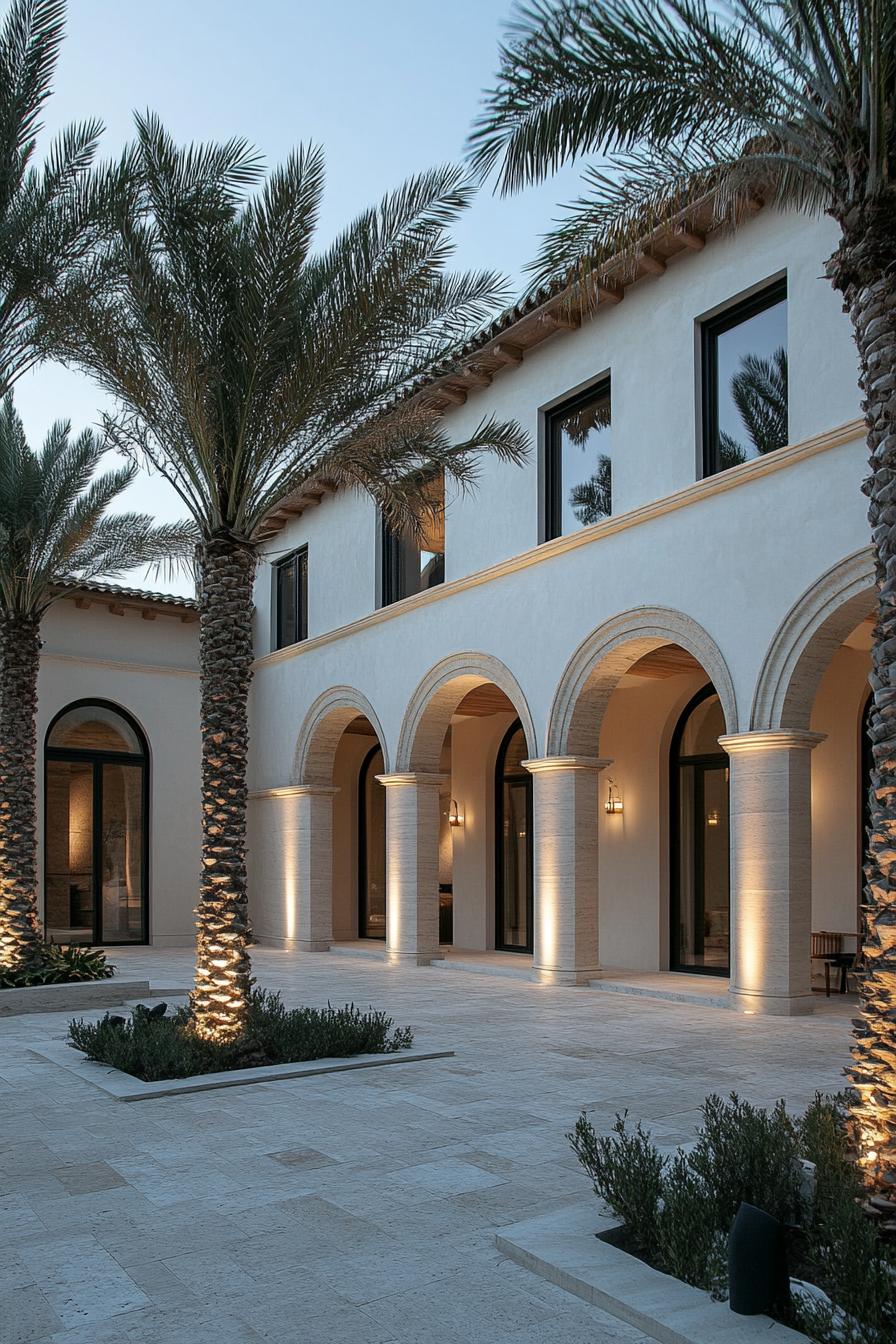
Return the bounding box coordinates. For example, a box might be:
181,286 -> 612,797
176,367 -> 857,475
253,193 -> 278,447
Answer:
604,779 -> 623,814
448,799 -> 464,827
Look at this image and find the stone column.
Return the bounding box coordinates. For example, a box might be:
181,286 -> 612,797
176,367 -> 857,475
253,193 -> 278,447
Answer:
523,757 -> 611,985
720,730 -> 825,1015
248,785 -> 337,951
377,773 -> 446,966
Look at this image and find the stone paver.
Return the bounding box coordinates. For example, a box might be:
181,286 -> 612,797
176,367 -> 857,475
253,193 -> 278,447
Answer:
0,947 -> 851,1343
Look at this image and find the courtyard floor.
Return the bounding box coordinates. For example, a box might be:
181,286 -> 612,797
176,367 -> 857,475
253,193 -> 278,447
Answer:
1,948 -> 851,1344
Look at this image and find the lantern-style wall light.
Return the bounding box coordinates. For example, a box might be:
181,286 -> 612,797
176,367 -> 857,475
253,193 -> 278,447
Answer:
706,808 -> 720,827
447,799 -> 464,828
604,779 -> 623,815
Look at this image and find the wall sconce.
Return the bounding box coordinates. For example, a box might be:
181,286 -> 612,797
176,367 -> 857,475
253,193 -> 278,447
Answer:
706,809 -> 720,827
604,779 -> 623,815
447,799 -> 464,828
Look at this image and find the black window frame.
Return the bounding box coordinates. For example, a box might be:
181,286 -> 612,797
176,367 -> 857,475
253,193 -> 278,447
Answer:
701,276 -> 788,479
543,375 -> 612,543
494,719 -> 534,955
274,545 -> 308,650
378,479 -> 446,609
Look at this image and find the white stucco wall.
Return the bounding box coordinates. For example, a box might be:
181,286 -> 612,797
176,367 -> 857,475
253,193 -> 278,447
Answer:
38,597 -> 200,946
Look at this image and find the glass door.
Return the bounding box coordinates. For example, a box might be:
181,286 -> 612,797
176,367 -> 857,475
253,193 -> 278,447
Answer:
45,759 -> 95,943
45,702 -> 149,945
671,688 -> 730,974
496,722 -> 533,953
359,745 -> 386,939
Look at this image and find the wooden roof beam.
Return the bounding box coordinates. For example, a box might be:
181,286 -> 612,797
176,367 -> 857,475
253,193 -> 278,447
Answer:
637,251 -> 666,276
437,385 -> 467,406
538,309 -> 580,334
677,227 -> 706,251
462,366 -> 493,388
491,342 -> 523,367
597,281 -> 624,304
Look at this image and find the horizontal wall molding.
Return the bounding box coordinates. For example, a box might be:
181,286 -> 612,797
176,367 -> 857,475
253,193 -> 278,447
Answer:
42,652 -> 199,679
255,419 -> 865,672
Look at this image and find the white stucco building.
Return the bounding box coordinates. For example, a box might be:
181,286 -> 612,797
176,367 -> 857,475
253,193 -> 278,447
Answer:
39,204 -> 874,1015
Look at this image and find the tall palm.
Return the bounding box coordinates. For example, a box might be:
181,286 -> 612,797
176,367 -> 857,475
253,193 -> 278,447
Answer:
470,1 -> 896,1189
0,395 -> 194,967
45,114 -> 528,1043
0,0 -> 112,396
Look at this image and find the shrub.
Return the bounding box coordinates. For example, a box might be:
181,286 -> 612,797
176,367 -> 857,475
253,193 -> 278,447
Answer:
68,988 -> 414,1081
569,1111 -> 664,1256
569,1092 -> 896,1344
0,943 -> 113,988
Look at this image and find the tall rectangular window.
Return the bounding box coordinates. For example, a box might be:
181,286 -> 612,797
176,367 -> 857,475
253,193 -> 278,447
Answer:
544,379 -> 612,541
702,278 -> 788,476
274,546 -> 308,649
380,471 -> 445,606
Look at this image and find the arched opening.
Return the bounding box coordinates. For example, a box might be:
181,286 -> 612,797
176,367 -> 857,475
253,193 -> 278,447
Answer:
358,742 -> 386,939
44,700 -> 149,945
670,686 -> 730,975
495,719 -> 533,954
390,656 -> 536,962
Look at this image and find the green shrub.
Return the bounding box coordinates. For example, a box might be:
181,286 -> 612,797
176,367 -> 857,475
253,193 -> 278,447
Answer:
68,988 -> 414,1081
0,943 -> 113,988
656,1152 -> 727,1292
687,1094 -> 803,1229
569,1111 -> 664,1256
568,1092 -> 896,1342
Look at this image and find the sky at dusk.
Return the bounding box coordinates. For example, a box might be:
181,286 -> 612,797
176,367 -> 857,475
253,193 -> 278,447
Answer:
13,0 -> 583,592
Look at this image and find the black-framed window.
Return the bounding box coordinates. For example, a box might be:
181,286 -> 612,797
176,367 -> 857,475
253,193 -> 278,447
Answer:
544,378 -> 612,541
380,472 -> 445,607
274,546 -> 308,649
44,700 -> 149,946
702,278 -> 788,477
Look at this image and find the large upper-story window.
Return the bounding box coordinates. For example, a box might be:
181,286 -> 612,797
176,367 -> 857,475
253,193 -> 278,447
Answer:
544,378 -> 612,541
381,471 -> 445,606
274,546 -> 308,649
702,278 -> 788,476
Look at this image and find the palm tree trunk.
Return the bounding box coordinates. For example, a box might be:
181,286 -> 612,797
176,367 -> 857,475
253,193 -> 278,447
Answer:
0,614 -> 43,967
191,535 -> 256,1042
830,219 -> 896,1196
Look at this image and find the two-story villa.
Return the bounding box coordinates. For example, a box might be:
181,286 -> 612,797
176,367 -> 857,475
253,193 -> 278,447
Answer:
246,202 -> 870,1016
34,202 -> 871,1017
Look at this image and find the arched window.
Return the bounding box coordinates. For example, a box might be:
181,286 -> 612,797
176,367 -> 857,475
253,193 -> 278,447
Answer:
495,720 -> 533,953
358,744 -> 386,939
670,686 -> 729,975
45,701 -> 149,945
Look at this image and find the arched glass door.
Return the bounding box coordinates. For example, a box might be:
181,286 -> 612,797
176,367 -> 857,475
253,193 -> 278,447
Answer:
496,721 -> 533,953
358,744 -> 386,939
670,686 -> 730,974
45,701 -> 149,945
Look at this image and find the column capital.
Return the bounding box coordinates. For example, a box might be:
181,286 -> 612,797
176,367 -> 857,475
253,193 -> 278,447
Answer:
718,730 -> 826,756
249,784 -> 340,800
522,756 -> 613,776
375,772 -> 448,789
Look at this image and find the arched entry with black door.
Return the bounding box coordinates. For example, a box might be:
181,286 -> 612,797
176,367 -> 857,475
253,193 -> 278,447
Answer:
670,685 -> 730,974
495,719 -> 533,953
44,701 -> 149,945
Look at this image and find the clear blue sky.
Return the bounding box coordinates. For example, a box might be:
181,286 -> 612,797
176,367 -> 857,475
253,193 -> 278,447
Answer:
13,0 -> 581,591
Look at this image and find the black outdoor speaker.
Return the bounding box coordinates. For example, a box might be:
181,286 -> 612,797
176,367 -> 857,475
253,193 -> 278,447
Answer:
728,1201 -> 789,1316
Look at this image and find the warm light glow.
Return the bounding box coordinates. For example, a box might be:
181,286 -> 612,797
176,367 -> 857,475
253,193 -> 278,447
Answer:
447,799 -> 464,827
604,779 -> 623,814
706,809 -> 719,827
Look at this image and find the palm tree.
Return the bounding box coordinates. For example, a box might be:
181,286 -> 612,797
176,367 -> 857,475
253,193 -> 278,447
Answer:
0,0 -> 113,396
469,1 -> 895,1189
44,115 -> 528,1043
0,395 -> 194,967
